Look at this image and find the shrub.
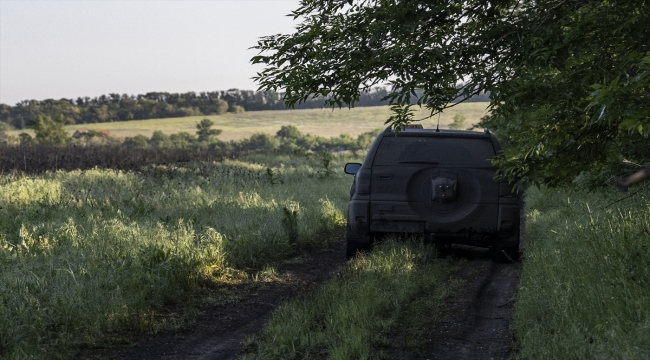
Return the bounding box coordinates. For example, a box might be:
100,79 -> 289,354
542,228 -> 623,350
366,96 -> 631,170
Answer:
215,99 -> 229,115
0,122 -> 10,144
247,133 -> 280,153
19,133 -> 35,146
196,118 -> 222,142
448,114 -> 467,130
149,131 -> 173,148
230,104 -> 246,114
170,132 -> 198,149
28,115 -> 69,145
124,135 -> 150,149
276,125 -> 302,140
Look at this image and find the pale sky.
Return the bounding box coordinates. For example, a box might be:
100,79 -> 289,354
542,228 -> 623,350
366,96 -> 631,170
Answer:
0,0 -> 301,105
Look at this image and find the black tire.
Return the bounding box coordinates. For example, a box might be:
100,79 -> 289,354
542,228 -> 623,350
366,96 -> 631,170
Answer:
434,242 -> 451,258
346,238 -> 371,259
345,221 -> 374,259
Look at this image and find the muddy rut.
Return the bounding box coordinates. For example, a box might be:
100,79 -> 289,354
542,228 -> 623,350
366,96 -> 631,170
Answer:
417,248 -> 521,360
87,243 -> 520,360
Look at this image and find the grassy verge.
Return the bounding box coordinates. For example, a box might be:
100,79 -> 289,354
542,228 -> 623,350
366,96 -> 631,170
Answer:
241,240 -> 465,360
513,185 -> 650,359
0,154 -> 354,358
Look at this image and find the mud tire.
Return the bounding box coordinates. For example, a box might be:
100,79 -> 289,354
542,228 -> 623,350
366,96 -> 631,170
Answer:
434,243 -> 452,258
346,239 -> 371,259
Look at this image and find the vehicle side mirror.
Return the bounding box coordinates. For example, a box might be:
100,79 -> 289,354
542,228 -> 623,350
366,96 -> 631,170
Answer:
344,163 -> 362,175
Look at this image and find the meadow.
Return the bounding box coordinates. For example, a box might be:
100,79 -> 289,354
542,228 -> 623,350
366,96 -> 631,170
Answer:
0,153 -> 355,359
7,103 -> 488,141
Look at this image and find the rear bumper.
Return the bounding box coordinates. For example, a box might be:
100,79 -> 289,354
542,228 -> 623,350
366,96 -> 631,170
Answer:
348,201 -> 519,248
369,201 -> 499,234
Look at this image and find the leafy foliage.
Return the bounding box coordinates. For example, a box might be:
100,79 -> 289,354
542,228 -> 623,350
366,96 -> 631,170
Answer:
28,114 -> 69,145
275,125 -> 302,140
253,0 -> 650,186
448,114 -> 467,130
0,122 -> 10,143
195,118 -> 222,142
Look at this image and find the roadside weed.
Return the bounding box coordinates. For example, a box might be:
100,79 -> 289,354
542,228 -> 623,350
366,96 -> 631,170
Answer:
513,185 -> 650,359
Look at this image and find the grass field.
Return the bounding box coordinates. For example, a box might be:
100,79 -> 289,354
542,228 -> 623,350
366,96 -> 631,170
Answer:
513,185 -> 650,359
7,103 -> 488,141
0,154 -> 356,359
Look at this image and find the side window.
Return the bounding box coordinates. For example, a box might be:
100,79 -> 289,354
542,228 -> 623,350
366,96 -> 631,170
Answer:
372,137 -> 496,167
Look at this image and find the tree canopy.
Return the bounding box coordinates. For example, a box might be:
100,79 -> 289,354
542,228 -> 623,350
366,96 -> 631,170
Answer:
28,115 -> 68,145
252,0 -> 650,187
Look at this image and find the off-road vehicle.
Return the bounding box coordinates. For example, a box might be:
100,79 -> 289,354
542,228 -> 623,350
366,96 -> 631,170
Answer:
344,127 -> 521,261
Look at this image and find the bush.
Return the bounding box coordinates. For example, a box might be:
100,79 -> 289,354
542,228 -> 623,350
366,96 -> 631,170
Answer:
19,133 -> 35,146
448,114 -> 467,130
0,122 -> 11,144
230,104 -> 246,114
28,115 -> 69,145
149,131 -> 173,148
196,118 -> 222,142
276,125 -> 302,140
247,133 -> 280,153
215,99 -> 229,115
170,132 -> 199,149
356,128 -> 383,149
124,135 -> 150,149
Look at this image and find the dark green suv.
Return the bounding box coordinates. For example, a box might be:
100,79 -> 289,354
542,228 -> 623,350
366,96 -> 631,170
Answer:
344,127 -> 521,261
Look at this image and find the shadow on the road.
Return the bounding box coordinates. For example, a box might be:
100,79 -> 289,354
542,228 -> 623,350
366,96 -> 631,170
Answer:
440,244 -> 492,261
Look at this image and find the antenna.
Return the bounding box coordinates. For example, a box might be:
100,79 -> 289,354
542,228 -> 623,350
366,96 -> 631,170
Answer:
436,112 -> 441,132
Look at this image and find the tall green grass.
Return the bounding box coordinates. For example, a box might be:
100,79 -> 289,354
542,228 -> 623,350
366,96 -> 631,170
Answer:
513,185 -> 650,359
241,240 -> 465,360
0,154 -> 353,358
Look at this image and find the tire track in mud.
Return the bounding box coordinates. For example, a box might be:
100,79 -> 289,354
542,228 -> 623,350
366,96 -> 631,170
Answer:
422,252 -> 520,360
411,201 -> 525,360
382,247 -> 521,360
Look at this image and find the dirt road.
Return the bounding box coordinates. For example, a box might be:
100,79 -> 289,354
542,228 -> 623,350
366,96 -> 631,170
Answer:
87,243 -> 520,360
419,248 -> 521,360
111,243 -> 347,360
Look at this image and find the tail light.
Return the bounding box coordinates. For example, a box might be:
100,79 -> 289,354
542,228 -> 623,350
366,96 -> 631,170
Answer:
355,169 -> 372,195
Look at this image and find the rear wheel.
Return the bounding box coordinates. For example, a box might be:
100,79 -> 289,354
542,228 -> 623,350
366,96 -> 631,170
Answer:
346,239 -> 372,259
434,242 -> 451,258
492,224 -> 522,262
345,223 -> 373,259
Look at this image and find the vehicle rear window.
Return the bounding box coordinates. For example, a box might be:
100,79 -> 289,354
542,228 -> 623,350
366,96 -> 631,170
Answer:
372,136 -> 496,168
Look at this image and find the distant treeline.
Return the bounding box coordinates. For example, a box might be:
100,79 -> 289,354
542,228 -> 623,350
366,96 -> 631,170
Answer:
0,88 -> 489,130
